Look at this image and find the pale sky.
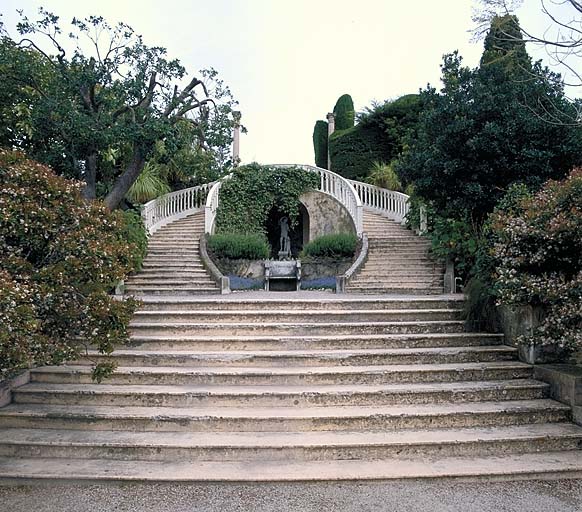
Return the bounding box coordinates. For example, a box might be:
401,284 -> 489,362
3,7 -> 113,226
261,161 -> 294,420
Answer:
1,0 -> 577,165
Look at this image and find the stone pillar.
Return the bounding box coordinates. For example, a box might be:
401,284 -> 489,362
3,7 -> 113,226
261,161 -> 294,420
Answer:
232,111 -> 241,166
326,112 -> 335,170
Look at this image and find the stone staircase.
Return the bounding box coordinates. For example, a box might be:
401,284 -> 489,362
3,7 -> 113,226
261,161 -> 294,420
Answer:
124,211 -> 219,296
348,210 -> 444,294
0,295 -> 581,481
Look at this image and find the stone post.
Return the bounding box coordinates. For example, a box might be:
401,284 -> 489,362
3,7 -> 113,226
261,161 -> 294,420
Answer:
232,111 -> 241,167
326,112 -> 335,170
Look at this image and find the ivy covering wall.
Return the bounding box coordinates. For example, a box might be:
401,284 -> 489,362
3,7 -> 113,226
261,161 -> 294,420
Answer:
214,163 -> 319,236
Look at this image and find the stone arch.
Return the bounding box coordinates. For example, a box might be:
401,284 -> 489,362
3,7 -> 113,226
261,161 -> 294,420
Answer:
299,190 -> 356,242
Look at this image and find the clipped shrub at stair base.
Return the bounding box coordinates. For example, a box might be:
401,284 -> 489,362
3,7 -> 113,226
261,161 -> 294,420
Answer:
207,233 -> 271,260
0,150 -> 141,382
301,233 -> 358,259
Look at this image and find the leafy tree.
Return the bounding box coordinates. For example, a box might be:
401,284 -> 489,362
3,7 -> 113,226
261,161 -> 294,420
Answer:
366,161 -> 402,191
397,20 -> 582,221
312,120 -> 328,169
0,8 -> 238,209
333,94 -> 355,131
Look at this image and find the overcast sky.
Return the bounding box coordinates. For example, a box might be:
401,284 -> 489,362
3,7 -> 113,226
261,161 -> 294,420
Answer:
1,0 -> 577,165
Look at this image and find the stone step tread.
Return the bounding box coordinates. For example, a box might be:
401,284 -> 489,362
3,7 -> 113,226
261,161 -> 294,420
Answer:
14,379 -> 548,397
83,345 -> 517,359
132,308 -> 463,316
2,450 -> 581,481
0,399 -> 566,423
134,296 -> 464,304
32,361 -> 530,377
2,423 -> 581,450
129,332 -> 504,343
130,320 -> 465,326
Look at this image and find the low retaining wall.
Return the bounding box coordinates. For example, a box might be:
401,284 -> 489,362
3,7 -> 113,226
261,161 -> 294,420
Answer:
211,257 -> 353,290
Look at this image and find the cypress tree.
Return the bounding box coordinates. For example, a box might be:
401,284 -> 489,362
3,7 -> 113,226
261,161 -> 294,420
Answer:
312,120 -> 328,169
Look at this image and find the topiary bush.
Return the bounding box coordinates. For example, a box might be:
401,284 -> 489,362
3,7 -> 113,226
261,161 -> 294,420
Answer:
301,233 -> 358,259
312,120 -> 328,169
329,125 -> 392,181
207,233 -> 270,260
215,163 -> 319,236
0,150 -> 142,382
333,94 -> 355,131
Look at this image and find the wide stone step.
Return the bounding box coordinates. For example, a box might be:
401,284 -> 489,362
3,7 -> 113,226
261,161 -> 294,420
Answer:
132,272 -> 211,280
12,379 -> 549,407
126,332 -> 504,351
131,309 -> 463,324
77,345 -> 518,367
141,262 -> 204,269
126,279 -> 215,287
1,423 -> 580,463
135,297 -> 464,311
0,399 -> 568,432
347,287 -> 444,295
125,287 -> 219,296
2,450 -> 582,482
30,362 -> 532,386
128,320 -> 466,336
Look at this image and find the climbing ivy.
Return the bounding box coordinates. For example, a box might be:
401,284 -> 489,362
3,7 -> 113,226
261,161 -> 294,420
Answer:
215,164 -> 319,236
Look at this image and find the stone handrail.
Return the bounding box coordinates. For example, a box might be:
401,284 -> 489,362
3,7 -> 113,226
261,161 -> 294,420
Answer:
273,165 -> 364,236
204,180 -> 222,234
141,182 -> 214,235
336,233 -> 368,293
347,180 -> 410,224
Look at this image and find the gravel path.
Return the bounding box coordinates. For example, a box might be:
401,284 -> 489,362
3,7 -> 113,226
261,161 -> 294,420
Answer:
1,479 -> 581,512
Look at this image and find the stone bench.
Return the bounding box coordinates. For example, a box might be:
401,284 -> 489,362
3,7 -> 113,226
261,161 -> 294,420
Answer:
264,260 -> 301,291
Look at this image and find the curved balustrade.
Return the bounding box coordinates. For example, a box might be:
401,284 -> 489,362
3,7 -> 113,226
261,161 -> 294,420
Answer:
348,180 -> 410,224
141,182 -> 214,235
141,165 -> 413,238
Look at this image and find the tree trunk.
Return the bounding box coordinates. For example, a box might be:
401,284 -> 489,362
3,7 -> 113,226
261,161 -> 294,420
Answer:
104,146 -> 146,210
82,153 -> 98,200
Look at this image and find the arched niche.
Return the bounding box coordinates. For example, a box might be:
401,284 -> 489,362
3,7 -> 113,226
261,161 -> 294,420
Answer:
299,190 -> 356,242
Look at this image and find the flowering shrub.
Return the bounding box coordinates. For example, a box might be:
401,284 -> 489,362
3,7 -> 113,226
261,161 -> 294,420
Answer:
490,169 -> 582,354
0,150 -> 143,381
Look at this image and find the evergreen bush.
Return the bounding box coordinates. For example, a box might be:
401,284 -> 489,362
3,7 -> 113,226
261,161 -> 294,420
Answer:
333,94 -> 355,131
301,233 -> 358,258
312,120 -> 328,169
207,233 -> 270,260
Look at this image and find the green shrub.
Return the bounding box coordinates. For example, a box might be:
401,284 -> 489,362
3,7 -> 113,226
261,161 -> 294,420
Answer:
333,94 -> 355,131
120,209 -> 148,271
208,233 -> 271,260
329,125 -> 392,181
0,150 -> 140,382
301,234 -> 358,258
491,168 -> 582,355
312,120 -> 328,169
366,161 -> 402,191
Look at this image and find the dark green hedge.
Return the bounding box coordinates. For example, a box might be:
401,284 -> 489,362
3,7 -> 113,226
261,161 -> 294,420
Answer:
329,125 -> 392,181
208,233 -> 270,260
333,94 -> 355,131
312,120 -> 328,169
301,233 -> 358,258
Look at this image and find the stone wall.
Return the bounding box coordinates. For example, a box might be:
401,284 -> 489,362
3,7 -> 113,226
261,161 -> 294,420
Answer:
299,191 -> 355,241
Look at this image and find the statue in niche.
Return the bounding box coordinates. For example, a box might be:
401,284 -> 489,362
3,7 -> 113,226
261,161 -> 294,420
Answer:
278,216 -> 291,259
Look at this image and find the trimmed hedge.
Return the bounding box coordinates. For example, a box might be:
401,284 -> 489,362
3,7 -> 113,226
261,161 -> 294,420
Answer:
301,233 -> 358,258
329,125 -> 392,181
208,233 -> 271,260
312,120 -> 328,169
333,94 -> 355,131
